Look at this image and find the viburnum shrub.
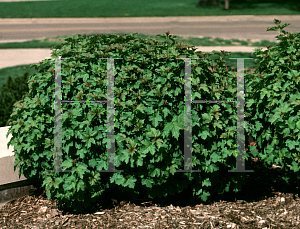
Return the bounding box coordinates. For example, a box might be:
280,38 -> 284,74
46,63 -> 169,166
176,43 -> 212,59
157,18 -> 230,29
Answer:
244,19 -> 300,188
7,30 -> 255,213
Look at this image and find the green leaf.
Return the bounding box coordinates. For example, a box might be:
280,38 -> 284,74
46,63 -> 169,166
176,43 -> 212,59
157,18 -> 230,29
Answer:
174,87 -> 182,96
199,130 -> 211,140
260,88 -> 272,100
161,107 -> 171,119
200,190 -> 211,202
269,113 -> 281,124
202,113 -> 213,124
123,176 -> 137,189
169,164 -> 178,175
254,121 -> 264,132
147,128 -> 161,138
193,188 -> 203,196
119,149 -> 131,163
32,153 -> 39,162
136,156 -> 144,167
202,178 -> 212,187
89,171 -> 100,186
220,132 -> 228,139
76,180 -> 86,192
64,142 -> 74,154
61,158 -> 74,170
199,83 -> 210,94
95,160 -> 108,171
267,153 -> 275,163
140,139 -> 156,156
279,102 -> 293,114
192,91 -> 202,100
110,173 -> 126,186
149,113 -> 163,127
79,72 -> 90,82
81,126 -> 97,148
286,139 -> 299,150
142,178 -> 154,188
42,176 -> 53,188
149,168 -> 161,177
282,128 -> 291,138
32,128 -> 43,140
135,104 -> 145,114
44,138 -> 53,148
30,169 -> 37,177
73,163 -> 88,179
88,158 -> 98,168
296,120 -> 300,130
162,114 -> 184,140
287,45 -> 296,54
144,106 -> 154,115
288,161 -> 300,172
286,116 -> 297,129
213,120 -> 223,130
53,177 -> 63,189
77,149 -> 87,160
207,164 -> 219,173
210,152 -> 221,163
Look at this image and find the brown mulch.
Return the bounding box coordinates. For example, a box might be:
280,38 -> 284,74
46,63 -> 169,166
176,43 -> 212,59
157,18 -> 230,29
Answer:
1,152 -> 300,229
1,189 -> 300,229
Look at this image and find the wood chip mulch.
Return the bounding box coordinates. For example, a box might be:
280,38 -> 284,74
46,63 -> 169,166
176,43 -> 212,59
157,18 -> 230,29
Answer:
1,153 -> 300,229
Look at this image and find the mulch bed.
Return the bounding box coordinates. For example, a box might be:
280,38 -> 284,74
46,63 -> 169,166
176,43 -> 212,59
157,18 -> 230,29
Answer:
1,153 -> 300,229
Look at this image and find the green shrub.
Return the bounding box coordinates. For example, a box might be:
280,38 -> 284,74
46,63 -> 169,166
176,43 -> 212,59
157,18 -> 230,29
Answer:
0,71 -> 30,127
244,19 -> 300,187
7,31 -> 256,213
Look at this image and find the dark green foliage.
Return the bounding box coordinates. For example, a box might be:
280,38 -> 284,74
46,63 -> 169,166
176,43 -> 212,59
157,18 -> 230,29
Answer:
244,19 -> 300,188
6,29 -> 273,213
0,71 -> 30,127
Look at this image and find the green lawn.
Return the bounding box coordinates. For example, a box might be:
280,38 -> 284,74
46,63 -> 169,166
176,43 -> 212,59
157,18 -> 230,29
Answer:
0,0 -> 298,18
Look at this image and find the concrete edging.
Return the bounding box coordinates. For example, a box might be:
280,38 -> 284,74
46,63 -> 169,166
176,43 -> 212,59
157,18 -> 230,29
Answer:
0,126 -> 33,207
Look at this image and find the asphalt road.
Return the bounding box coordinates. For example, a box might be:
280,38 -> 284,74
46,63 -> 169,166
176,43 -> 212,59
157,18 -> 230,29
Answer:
0,15 -> 300,44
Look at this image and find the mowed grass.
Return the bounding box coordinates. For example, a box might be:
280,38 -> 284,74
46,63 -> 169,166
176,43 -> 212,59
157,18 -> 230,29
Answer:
0,0 -> 298,18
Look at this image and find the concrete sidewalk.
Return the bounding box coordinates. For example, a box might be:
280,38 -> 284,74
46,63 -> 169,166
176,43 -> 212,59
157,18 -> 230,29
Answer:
0,46 -> 267,70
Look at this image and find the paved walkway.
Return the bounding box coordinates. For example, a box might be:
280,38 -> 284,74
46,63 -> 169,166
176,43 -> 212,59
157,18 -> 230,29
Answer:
0,46 -> 268,70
